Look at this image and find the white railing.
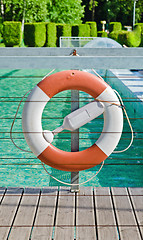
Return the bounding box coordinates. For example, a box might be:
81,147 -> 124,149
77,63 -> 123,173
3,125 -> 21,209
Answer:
59,37 -> 97,47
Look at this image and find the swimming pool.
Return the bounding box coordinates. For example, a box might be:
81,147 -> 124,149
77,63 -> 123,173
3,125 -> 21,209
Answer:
0,69 -> 143,187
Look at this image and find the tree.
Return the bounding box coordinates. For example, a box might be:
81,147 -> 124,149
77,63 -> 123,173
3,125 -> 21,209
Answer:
89,0 -> 98,21
95,0 -> 143,25
46,0 -> 85,24
106,0 -> 143,25
0,0 -> 47,22
82,0 -> 143,26
133,0 -> 143,23
82,0 -> 98,22
24,0 -> 47,23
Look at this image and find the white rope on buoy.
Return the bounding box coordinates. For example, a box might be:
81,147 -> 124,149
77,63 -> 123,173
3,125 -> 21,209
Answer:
40,160 -> 104,186
113,89 -> 134,153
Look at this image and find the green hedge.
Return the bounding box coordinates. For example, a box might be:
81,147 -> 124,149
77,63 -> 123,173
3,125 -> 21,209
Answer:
3,21 -> 22,47
45,22 -> 57,47
109,22 -> 122,32
72,24 -> 90,37
135,23 -> 143,32
24,23 -> 46,47
109,22 -> 141,47
97,31 -> 108,37
56,24 -> 71,47
86,22 -> 97,37
109,31 -> 121,41
135,23 -> 143,46
0,17 -> 3,40
118,25 -> 141,47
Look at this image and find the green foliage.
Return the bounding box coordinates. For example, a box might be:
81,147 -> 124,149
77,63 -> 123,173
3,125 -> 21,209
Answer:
45,22 -> 57,47
47,0 -> 84,24
1,0 -> 23,21
86,21 -> 97,37
141,35 -> 143,47
109,31 -> 121,41
133,1 -> 143,23
135,23 -> 143,46
89,0 -> 98,11
118,25 -> 141,47
72,24 -> 90,37
88,0 -> 98,21
109,22 -> 122,42
135,23 -> 143,33
24,0 -> 47,22
24,23 -> 46,47
0,17 -> 3,39
109,22 -> 122,32
87,0 -> 143,27
0,24 -> 3,38
56,24 -> 71,38
1,0 -> 47,22
56,24 -> 71,47
106,0 -> 120,22
3,21 -> 22,47
97,31 -> 108,37
0,43 -> 5,47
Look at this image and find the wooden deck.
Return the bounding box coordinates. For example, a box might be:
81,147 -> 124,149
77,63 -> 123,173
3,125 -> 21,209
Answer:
0,187 -> 142,240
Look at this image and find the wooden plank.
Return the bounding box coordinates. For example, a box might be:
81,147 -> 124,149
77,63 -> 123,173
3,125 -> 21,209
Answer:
128,188 -> 143,196
0,187 -> 6,193
8,187 -> 40,240
94,187 -> 118,240
76,187 -> 96,240
0,187 -> 6,203
54,187 -> 75,240
31,187 -> 58,240
128,188 -> 143,237
0,187 -> 23,240
0,56 -> 142,69
111,187 -> 141,240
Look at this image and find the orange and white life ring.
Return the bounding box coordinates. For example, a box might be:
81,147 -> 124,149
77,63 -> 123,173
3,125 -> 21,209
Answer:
22,70 -> 123,172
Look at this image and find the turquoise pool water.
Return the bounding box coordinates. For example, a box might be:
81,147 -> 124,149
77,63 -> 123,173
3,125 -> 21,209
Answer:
0,69 -> 143,187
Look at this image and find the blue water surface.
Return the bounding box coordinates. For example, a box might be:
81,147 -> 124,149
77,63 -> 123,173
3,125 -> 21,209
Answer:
0,69 -> 143,187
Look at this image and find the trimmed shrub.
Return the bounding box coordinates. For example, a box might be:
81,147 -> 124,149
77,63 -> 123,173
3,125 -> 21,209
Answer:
135,23 -> 143,46
56,24 -> 71,47
86,22 -> 97,37
98,31 -> 108,37
24,23 -> 46,47
109,31 -> 121,41
3,21 -> 22,47
45,22 -> 57,47
117,30 -> 128,45
0,17 -> 3,39
72,24 -> 90,37
118,25 -> 141,47
109,22 -> 122,32
0,26 -> 3,40
57,24 -> 71,37
135,23 -> 143,32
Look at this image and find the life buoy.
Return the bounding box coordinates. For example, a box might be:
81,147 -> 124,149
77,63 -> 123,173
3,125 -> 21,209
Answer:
22,70 -> 123,172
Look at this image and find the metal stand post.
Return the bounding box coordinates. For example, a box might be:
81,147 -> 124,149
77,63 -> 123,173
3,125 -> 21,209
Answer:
133,0 -> 138,28
71,90 -> 79,192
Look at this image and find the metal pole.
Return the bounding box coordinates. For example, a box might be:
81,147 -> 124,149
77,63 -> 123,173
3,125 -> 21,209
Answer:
133,0 -> 136,27
133,0 -> 137,28
71,90 -> 79,192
